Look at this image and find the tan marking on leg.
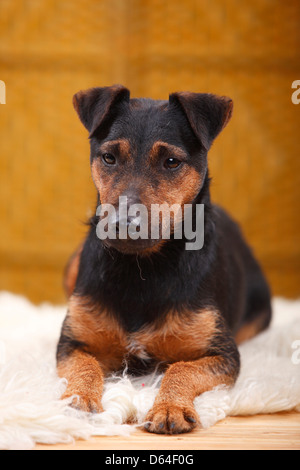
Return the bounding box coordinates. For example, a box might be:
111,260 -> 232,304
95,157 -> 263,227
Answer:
141,309 -> 239,434
57,295 -> 129,412
235,322 -> 259,345
235,310 -> 271,345
63,245 -> 83,298
68,295 -> 128,373
145,356 -> 235,434
58,349 -> 104,413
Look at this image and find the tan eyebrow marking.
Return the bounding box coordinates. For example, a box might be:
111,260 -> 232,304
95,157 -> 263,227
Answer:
149,141 -> 187,163
99,139 -> 131,159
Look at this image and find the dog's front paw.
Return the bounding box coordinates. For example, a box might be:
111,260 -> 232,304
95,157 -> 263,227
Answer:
144,403 -> 199,434
62,391 -> 103,414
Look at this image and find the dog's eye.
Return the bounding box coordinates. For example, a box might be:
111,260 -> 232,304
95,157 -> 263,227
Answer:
102,153 -> 116,165
164,158 -> 182,170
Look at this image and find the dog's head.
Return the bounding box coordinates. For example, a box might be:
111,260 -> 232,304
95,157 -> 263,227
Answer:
73,85 -> 233,255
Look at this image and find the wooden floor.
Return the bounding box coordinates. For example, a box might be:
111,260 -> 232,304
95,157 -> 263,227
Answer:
35,412 -> 300,450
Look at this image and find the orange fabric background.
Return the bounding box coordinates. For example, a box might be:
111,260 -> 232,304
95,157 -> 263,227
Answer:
0,0 -> 299,303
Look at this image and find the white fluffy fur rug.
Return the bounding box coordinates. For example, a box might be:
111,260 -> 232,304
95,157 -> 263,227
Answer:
0,291 -> 299,450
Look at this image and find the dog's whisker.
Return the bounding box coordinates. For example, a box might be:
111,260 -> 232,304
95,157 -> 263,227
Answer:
136,255 -> 146,281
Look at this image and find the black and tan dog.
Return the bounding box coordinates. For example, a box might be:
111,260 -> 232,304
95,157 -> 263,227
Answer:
57,85 -> 272,434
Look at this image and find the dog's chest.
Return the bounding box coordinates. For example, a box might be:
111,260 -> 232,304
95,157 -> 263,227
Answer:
73,297 -> 217,374
122,309 -> 217,371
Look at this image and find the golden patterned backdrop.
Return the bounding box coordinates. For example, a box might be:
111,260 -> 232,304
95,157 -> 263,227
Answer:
0,0 -> 299,303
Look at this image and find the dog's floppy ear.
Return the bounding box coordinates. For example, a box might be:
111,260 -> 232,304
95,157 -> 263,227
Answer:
73,85 -> 130,138
169,92 -> 233,150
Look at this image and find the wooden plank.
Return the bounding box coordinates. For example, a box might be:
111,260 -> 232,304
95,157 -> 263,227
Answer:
35,412 -> 300,451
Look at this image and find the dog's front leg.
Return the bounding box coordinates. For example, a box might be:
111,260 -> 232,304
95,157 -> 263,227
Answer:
145,338 -> 240,434
56,298 -> 105,413
57,348 -> 104,413
57,295 -> 126,413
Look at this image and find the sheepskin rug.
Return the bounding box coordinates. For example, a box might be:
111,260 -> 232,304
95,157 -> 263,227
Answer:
0,291 -> 299,450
